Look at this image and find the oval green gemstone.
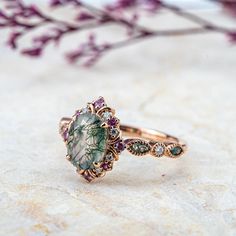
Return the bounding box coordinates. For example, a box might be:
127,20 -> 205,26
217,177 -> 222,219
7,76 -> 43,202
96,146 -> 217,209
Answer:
66,112 -> 108,170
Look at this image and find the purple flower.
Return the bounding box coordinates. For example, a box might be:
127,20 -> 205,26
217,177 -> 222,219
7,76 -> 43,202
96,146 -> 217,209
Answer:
7,32 -> 22,49
145,0 -> 161,12
21,47 -> 42,57
76,12 -> 94,21
227,32 -> 236,44
50,0 -> 64,7
107,0 -> 137,11
0,0 -> 233,67
0,11 -> 8,20
33,35 -> 52,45
50,0 -> 81,7
221,1 -> 236,18
107,0 -> 161,12
117,0 -> 137,9
65,33 -> 110,66
66,49 -> 84,64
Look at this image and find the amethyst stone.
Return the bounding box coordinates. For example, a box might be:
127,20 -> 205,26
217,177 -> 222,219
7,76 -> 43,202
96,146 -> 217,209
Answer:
63,130 -> 68,141
108,117 -> 117,126
93,97 -> 106,110
114,140 -> 125,153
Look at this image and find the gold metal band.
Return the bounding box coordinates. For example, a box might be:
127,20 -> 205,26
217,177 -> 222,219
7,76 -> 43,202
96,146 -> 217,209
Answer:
120,124 -> 184,144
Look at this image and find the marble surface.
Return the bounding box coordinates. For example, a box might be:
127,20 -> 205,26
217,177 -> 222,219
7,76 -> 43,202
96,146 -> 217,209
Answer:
0,9 -> 236,236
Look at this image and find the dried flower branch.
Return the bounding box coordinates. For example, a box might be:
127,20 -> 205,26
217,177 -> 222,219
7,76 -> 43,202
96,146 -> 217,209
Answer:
0,0 -> 235,66
213,0 -> 236,18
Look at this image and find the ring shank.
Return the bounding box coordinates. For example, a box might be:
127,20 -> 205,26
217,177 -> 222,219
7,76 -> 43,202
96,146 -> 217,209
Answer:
120,124 -> 186,147
120,125 -> 177,142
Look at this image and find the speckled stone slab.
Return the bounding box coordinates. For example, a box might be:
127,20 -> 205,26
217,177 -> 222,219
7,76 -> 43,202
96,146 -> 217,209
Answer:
0,9 -> 236,236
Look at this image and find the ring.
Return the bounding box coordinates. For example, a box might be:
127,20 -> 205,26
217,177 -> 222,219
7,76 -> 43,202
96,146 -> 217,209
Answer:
59,97 -> 187,182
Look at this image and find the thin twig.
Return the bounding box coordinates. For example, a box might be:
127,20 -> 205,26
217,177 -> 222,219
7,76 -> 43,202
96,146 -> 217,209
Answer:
76,0 -> 153,33
1,0 -> 235,65
160,2 -> 231,33
99,27 -> 210,52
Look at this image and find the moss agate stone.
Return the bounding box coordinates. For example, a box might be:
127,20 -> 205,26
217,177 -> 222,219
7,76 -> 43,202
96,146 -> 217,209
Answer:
66,112 -> 108,170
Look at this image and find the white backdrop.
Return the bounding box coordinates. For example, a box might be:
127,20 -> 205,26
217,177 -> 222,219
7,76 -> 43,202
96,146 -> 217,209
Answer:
0,1 -> 236,236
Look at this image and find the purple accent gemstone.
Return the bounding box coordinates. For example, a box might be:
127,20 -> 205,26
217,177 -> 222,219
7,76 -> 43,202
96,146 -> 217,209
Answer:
85,176 -> 93,182
102,163 -> 109,170
63,130 -> 68,141
93,97 -> 106,110
82,172 -> 93,182
108,117 -> 117,126
115,140 -> 125,152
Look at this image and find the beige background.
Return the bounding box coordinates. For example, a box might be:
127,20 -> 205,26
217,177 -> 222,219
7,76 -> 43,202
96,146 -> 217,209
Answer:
0,7 -> 236,236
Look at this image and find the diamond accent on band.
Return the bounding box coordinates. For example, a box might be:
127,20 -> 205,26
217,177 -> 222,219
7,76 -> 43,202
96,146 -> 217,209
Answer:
156,145 -> 164,155
152,143 -> 165,157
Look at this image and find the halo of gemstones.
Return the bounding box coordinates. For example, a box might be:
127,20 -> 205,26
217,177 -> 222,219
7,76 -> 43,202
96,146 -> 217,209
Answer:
62,97 -> 124,182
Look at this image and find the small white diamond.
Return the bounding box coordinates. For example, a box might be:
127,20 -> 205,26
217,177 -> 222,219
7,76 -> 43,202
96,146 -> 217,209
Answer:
155,145 -> 164,156
80,107 -> 89,114
109,127 -> 119,138
95,167 -> 103,174
102,111 -> 112,120
105,153 -> 114,162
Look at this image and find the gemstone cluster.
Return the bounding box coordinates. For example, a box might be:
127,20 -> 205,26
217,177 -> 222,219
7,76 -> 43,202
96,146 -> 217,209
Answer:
126,139 -> 184,159
63,97 -> 125,182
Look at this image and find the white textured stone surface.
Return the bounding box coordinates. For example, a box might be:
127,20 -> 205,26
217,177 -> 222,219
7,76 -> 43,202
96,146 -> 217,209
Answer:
0,9 -> 236,236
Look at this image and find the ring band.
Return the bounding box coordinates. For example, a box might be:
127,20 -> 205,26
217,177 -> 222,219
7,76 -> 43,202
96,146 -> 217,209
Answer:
59,97 -> 187,182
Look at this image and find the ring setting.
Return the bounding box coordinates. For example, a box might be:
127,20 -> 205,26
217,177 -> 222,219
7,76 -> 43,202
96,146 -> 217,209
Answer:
59,97 -> 187,182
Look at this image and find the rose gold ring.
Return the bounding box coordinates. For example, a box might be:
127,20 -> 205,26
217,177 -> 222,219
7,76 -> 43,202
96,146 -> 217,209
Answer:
59,97 -> 187,182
